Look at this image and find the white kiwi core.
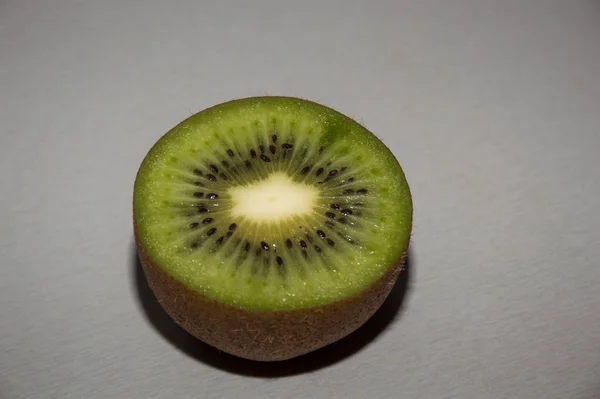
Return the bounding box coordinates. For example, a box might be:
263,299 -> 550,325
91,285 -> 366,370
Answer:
228,172 -> 319,223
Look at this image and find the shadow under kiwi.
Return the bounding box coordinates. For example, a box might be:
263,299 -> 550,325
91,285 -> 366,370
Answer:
131,240 -> 413,377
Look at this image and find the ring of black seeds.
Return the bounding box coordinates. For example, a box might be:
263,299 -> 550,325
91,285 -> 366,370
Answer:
173,134 -> 375,280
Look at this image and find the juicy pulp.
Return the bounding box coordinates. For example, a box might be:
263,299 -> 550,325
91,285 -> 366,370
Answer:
134,97 -> 412,310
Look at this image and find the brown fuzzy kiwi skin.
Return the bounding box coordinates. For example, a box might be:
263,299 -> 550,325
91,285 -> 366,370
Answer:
135,223 -> 408,361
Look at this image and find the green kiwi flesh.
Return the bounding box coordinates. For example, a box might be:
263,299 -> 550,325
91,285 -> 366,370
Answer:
134,97 -> 412,360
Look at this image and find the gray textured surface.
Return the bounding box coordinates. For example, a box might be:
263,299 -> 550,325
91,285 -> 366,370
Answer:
2,0 -> 600,398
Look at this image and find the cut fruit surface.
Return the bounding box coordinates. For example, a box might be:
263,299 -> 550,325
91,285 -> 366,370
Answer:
134,97 -> 412,311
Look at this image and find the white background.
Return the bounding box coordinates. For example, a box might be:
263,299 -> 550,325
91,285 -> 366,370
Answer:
1,1 -> 600,398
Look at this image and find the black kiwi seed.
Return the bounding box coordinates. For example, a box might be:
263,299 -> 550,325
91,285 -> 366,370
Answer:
229,223 -> 237,230
207,174 -> 217,181
331,204 -> 341,211
209,164 -> 219,173
328,170 -> 338,177
341,209 -> 353,216
316,230 -> 326,239
285,239 -> 293,248
301,166 -> 311,175
194,181 -> 205,187
219,173 -> 228,180
315,167 -> 324,177
276,256 -> 283,266
216,236 -> 224,244
207,227 -> 217,236
260,241 -> 270,251
260,155 -> 271,162
227,149 -> 235,157
341,167 -> 347,172
244,160 -> 252,168
259,145 -> 265,154
325,212 -> 336,219
202,217 -> 214,224
207,193 -> 218,200
326,238 -> 335,246
222,160 -> 230,168
190,240 -> 200,249
190,222 -> 200,229
272,134 -> 277,143
193,192 -> 204,198
348,177 -> 355,182
197,206 -> 208,213
250,149 -> 257,158
226,231 -> 233,237
314,245 -> 322,253
325,220 -> 335,228
319,146 -> 325,154
300,240 -> 307,249
244,241 -> 250,251
343,189 -> 355,195
357,188 -> 368,194
282,143 -> 293,149
193,168 -> 203,176
338,218 -> 347,224
269,145 -> 276,155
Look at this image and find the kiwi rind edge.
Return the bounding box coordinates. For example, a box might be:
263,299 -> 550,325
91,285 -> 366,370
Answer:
136,222 -> 408,361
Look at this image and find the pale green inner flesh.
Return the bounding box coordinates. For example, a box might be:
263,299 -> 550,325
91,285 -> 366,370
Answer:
134,97 -> 412,310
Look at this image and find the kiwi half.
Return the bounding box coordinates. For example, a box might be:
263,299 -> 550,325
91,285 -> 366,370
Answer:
134,97 -> 412,361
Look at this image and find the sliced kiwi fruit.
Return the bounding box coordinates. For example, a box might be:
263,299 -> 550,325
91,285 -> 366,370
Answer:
133,97 -> 412,361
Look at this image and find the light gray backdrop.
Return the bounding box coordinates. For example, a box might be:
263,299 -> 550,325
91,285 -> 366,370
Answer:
1,1 -> 599,398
